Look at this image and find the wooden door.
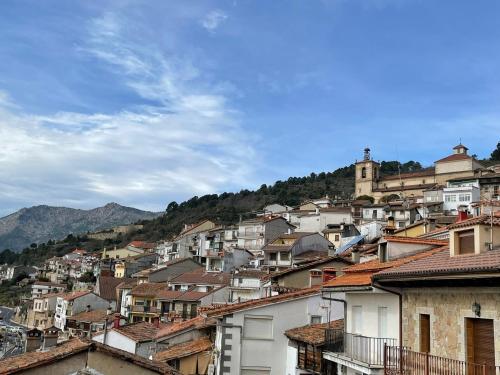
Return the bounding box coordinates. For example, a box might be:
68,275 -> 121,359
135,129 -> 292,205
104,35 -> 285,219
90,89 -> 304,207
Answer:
466,318 -> 495,371
419,314 -> 430,353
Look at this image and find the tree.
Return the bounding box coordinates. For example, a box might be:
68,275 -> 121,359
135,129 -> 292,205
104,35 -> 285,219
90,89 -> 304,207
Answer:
166,201 -> 179,212
380,194 -> 400,203
490,142 -> 500,161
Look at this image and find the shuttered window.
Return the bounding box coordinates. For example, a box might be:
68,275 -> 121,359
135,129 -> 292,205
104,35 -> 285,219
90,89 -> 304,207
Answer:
243,315 -> 273,339
419,314 -> 430,353
466,318 -> 495,367
458,230 -> 475,255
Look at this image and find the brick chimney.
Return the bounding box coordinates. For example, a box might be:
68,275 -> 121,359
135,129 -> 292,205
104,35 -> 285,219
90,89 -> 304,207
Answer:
457,209 -> 468,222
113,313 -> 121,329
152,316 -> 160,328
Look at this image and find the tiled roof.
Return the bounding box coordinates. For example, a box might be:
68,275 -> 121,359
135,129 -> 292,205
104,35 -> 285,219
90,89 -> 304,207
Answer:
35,291 -> 66,300
323,247 -> 446,288
0,338 -> 90,375
435,152 -> 474,163
285,319 -> 344,346
153,337 -> 212,362
97,276 -> 132,301
169,269 -> 231,286
448,213 -> 500,229
155,316 -> 217,340
113,321 -> 166,342
374,248 -> 500,280
204,287 -> 321,317
155,289 -> 184,300
233,269 -> 270,280
130,282 -> 166,297
129,241 -> 156,249
62,290 -> 92,301
270,256 -> 351,279
240,215 -> 288,225
68,309 -> 108,323
383,236 -> 449,246
116,279 -> 138,290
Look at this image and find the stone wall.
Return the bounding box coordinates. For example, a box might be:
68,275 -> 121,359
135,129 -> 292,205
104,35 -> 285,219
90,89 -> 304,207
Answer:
402,287 -> 500,365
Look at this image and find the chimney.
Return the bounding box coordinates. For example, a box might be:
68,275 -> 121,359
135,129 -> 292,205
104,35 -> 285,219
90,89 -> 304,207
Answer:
457,209 -> 468,222
351,248 -> 360,264
287,227 -> 292,235
328,244 -> 336,257
86,304 -> 91,312
428,218 -> 437,232
378,242 -> 388,263
152,316 -> 160,328
113,313 -> 121,329
315,207 -> 320,215
107,306 -> 113,316
322,267 -> 337,283
309,269 -> 323,287
42,327 -> 59,350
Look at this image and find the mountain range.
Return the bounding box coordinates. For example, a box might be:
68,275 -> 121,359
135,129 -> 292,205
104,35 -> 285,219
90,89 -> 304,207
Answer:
0,203 -> 161,252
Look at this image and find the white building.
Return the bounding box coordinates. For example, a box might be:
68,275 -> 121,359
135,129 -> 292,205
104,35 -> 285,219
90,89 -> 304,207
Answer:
237,216 -> 294,253
54,291 -> 110,331
229,270 -> 271,302
209,288 -> 343,375
443,181 -> 480,215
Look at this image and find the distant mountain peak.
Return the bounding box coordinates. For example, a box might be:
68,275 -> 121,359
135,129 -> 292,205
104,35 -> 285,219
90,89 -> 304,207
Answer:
0,203 -> 161,252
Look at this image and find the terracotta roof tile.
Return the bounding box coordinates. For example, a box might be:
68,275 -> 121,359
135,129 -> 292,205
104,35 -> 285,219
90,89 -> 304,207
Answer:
0,338 -> 90,374
169,269 -> 231,286
113,321 -> 167,342
97,276 -> 133,301
383,236 -> 449,246
68,309 -> 109,323
448,213 -> 500,230
374,247 -> 500,280
285,319 -> 344,346
130,282 -> 166,297
323,247 -> 446,288
153,337 -> 212,362
435,153 -> 472,163
155,316 -> 217,340
62,290 -> 92,301
204,287 -> 321,317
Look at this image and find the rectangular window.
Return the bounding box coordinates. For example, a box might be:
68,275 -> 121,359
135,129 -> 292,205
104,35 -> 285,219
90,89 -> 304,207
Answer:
459,193 -> 471,202
334,234 -> 340,241
279,252 -> 290,261
352,306 -> 362,334
269,253 -> 277,261
310,315 -> 322,324
445,195 -> 457,202
457,230 -> 475,255
378,307 -> 388,337
420,314 -> 430,353
243,315 -> 273,339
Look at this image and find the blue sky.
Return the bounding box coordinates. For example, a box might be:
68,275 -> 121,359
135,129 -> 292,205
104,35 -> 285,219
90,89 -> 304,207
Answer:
1,0 -> 500,215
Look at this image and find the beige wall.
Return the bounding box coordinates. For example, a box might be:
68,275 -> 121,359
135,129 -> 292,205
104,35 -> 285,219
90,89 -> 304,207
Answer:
450,225 -> 500,256
355,161 -> 378,197
277,260 -> 346,289
403,287 -> 500,365
17,352 -> 87,375
87,351 -> 162,375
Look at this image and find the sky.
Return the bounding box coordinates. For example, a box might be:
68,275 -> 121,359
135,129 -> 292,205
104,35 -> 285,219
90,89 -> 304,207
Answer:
1,0 -> 500,216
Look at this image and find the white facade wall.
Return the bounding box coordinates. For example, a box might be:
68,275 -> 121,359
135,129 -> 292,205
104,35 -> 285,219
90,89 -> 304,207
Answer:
215,293 -> 344,375
443,186 -> 480,214
93,330 -> 137,354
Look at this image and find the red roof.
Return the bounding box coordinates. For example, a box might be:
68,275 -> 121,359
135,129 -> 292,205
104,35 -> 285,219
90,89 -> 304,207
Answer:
435,153 -> 472,163
62,290 -> 92,301
285,319 -> 344,345
204,287 -> 321,317
448,212 -> 500,230
384,236 -> 449,246
153,337 -> 212,362
155,315 -> 216,340
323,247 -> 446,288
129,241 -> 156,249
374,248 -> 500,280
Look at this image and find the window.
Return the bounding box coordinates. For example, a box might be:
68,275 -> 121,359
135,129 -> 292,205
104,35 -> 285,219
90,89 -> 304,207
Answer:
269,253 -> 277,261
457,229 -> 474,255
445,195 -> 457,202
378,307 -> 388,337
372,210 -> 377,219
352,306 -> 362,334
459,193 -> 471,202
334,234 -> 340,241
361,167 -> 367,179
420,314 -> 430,353
311,315 -> 322,324
279,252 -> 290,261
243,315 -> 273,339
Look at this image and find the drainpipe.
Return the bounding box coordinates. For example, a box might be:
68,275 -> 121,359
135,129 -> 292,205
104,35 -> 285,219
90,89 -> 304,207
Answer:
372,281 -> 403,371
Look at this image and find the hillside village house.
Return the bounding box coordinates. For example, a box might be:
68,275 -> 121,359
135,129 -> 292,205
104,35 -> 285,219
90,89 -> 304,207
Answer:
205,247 -> 253,273
285,207 -> 354,233
237,216 -> 295,253
31,281 -> 66,298
375,213 -> 500,373
355,145 -> 485,203
54,291 -> 110,331
262,232 -> 333,271
321,245 -> 445,375
26,291 -> 64,329
206,287 -> 344,375
322,223 -> 361,251
171,219 -> 216,262
229,269 -> 271,302
132,258 -> 203,283
168,268 -> 232,292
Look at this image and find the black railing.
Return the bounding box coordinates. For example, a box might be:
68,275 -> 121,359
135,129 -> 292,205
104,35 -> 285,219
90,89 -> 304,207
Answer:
325,329 -> 397,366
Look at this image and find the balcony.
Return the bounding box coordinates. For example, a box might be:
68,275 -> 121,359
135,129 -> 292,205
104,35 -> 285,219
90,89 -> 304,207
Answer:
131,305 -> 159,314
384,346 -> 500,375
324,329 -> 397,367
237,231 -> 264,239
206,250 -> 223,258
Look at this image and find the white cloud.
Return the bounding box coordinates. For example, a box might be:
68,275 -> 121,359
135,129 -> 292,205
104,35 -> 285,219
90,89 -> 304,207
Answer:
0,12 -> 257,215
201,10 -> 228,32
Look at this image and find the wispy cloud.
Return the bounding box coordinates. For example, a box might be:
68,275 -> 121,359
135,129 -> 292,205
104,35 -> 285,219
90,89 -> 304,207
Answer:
201,10 -> 228,32
0,11 -> 257,216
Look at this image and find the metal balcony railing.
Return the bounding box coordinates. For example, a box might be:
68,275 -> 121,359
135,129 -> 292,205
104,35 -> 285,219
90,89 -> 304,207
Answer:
325,329 -> 397,366
131,305 -> 158,314
384,346 -> 500,375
